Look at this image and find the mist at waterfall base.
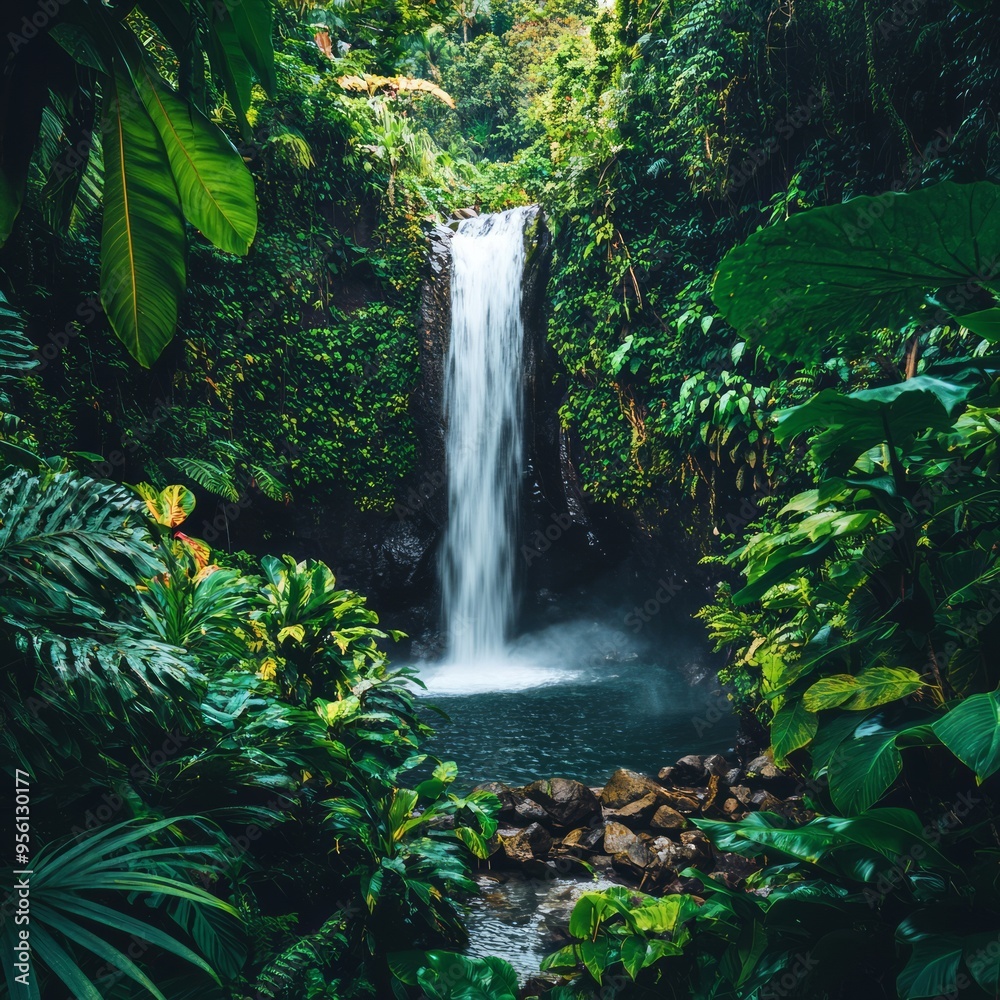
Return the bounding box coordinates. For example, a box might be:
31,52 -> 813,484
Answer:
409,206 -> 734,788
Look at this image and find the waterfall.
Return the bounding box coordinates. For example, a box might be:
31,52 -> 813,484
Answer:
441,208 -> 531,662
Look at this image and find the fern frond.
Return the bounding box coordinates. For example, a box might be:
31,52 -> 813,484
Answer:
251,465 -> 292,503
238,912 -> 347,1000
168,457 -> 241,502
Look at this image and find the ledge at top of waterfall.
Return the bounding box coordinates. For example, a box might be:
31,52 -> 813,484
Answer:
440,206 -> 537,670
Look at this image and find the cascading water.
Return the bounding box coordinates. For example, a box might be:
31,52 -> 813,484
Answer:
441,208 -> 530,663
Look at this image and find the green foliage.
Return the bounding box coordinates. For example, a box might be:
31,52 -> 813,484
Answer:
389,950 -> 519,998
686,182 -> 1000,999
0,817 -> 241,1000
0,0 -> 267,365
713,181 -> 1000,363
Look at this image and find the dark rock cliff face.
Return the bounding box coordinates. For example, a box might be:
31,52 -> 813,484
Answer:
242,205 -> 642,654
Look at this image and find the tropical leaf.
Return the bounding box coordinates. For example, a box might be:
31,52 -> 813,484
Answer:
774,376 -> 975,475
222,0 -> 276,94
133,482 -> 197,528
770,699 -> 819,766
827,732 -> 903,815
711,181 -> 1000,361
100,69 -> 186,367
0,817 -> 238,1000
933,691 -> 1000,782
0,470 -> 161,616
804,669 -> 924,714
16,623 -> 205,730
139,561 -> 256,662
0,290 -> 39,406
202,10 -> 254,138
129,49 -> 257,255
694,808 -> 957,881
167,457 -> 241,501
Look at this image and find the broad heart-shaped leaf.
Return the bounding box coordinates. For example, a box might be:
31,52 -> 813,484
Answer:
934,691 -> 1000,782
774,376 -> 974,475
770,699 -> 818,766
129,53 -> 256,255
100,70 -> 186,367
711,180 -> 1000,362
133,483 -> 196,527
828,732 -> 902,815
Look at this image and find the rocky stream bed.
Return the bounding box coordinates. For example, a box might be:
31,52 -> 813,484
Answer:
457,750 -> 810,992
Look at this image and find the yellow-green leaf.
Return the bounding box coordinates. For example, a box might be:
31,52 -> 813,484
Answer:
131,53 -> 257,255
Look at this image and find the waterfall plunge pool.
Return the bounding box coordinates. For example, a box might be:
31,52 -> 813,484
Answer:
415,618 -> 735,789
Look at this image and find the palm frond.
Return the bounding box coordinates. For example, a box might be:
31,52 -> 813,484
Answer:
250,463 -> 292,502
0,290 -> 38,407
0,817 -> 242,1000
11,621 -> 206,730
168,457 -> 241,502
0,470 -> 162,617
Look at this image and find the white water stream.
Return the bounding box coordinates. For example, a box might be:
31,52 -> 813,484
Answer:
441,208 -> 529,662
424,207 -> 575,693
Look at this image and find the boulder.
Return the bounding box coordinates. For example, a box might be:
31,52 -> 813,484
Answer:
500,822 -> 552,863
515,798 -> 550,824
603,821 -> 639,855
651,838 -> 689,871
712,850 -> 763,886
723,767 -> 744,787
657,789 -> 701,814
602,768 -> 667,809
604,791 -> 661,827
672,755 -> 708,784
680,830 -> 712,863
730,784 -> 753,807
745,754 -> 775,775
722,797 -> 741,817
612,840 -> 654,877
559,824 -> 606,854
750,789 -> 785,812
657,766 -> 675,784
703,754 -> 730,777
523,777 -> 602,828
650,804 -> 688,831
